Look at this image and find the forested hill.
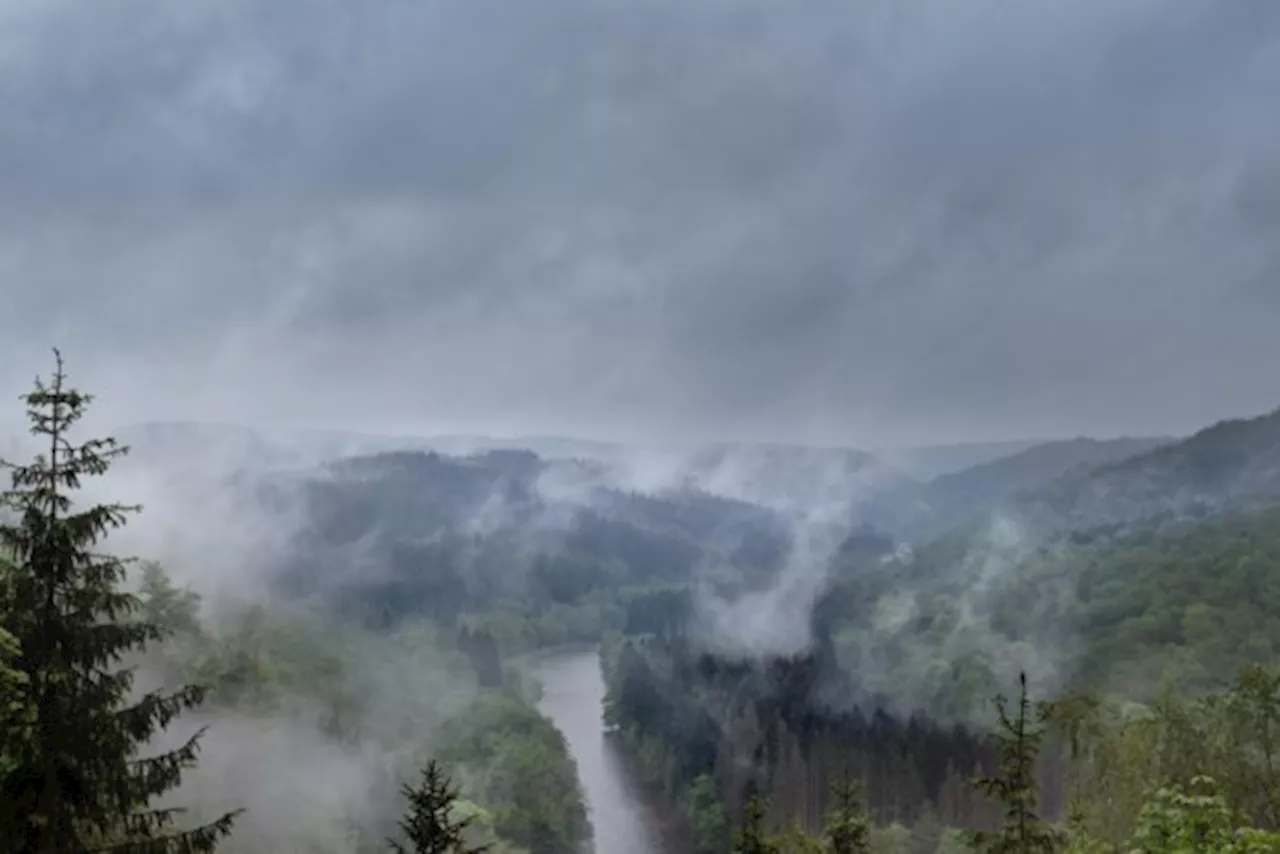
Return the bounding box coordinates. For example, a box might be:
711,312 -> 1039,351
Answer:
79,406 -> 1280,852
998,406 -> 1280,540
860,407 -> 1277,545
914,435 -> 1172,537
111,408 -> 1280,639
270,447 -> 795,630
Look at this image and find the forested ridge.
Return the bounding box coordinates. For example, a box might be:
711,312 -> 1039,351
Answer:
6,353 -> 1280,853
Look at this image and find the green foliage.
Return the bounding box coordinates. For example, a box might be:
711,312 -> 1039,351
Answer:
1214,666 -> 1280,828
734,794 -> 780,854
686,773 -> 731,854
870,823 -> 912,854
812,504 -> 1280,724
388,760 -> 490,854
825,775 -> 873,854
1067,510 -> 1280,696
0,617 -> 25,777
1126,777 -> 1280,854
0,555 -> 25,712
1054,665 -> 1280,845
126,560 -> 579,854
434,693 -> 589,854
0,352 -> 240,852
447,801 -> 531,854
777,822 -> 826,854
909,806 -> 945,854
966,673 -> 1064,854
936,829 -> 973,854
186,602 -> 372,737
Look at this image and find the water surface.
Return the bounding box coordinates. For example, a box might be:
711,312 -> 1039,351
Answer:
535,651 -> 668,854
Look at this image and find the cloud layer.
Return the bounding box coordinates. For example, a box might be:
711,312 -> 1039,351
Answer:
3,0 -> 1279,446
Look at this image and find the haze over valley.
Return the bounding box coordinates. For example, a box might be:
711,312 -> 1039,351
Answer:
4,2 -> 1280,853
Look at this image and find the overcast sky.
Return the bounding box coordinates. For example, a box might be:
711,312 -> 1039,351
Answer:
2,0 -> 1278,448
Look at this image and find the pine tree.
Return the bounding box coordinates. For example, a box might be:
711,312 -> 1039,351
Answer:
966,673 -> 1063,854
824,773 -> 873,854
0,350 -> 240,853
388,760 -> 489,854
734,793 -> 780,854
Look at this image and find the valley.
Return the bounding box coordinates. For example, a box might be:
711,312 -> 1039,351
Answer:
6,5 -> 1277,851
9,385 -> 1280,853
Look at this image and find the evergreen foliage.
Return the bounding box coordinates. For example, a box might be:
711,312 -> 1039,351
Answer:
686,772 -> 731,854
734,793 -> 780,854
965,673 -> 1062,854
0,616 -> 26,774
825,774 -> 873,854
388,760 -> 490,854
0,351 -> 239,853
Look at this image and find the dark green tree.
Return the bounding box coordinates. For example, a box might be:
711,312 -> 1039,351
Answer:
734,792 -> 780,854
388,760 -> 489,854
0,350 -> 240,853
825,773 -> 873,854
966,673 -> 1063,854
686,773 -> 730,854
0,616 -> 25,771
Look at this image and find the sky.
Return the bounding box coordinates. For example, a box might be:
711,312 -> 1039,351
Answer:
1,0 -> 1279,449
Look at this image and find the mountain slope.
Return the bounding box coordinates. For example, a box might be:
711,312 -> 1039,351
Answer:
272,447 -> 796,624
877,439 -> 1048,480
1014,407 -> 1280,537
919,435 -> 1173,531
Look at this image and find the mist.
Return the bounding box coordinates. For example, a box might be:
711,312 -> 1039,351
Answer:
4,0 -> 1280,849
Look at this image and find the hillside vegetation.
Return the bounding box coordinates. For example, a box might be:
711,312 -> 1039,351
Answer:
1007,408 -> 1280,538
916,436 -> 1172,538
6,355 -> 1280,854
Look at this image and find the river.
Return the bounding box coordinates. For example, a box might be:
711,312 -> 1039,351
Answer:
534,650 -> 669,854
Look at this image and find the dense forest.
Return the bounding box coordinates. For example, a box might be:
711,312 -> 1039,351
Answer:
600,630 -> 1280,854
597,499 -> 1280,851
6,353 -> 1280,854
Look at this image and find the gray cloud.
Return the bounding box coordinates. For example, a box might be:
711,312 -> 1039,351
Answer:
2,0 -> 1279,446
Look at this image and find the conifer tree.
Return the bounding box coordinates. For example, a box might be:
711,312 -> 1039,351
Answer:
966,673 -> 1063,854
734,792 -> 780,854
0,620 -> 25,761
824,773 -> 873,854
388,759 -> 489,854
0,350 -> 240,853
135,562 -> 202,639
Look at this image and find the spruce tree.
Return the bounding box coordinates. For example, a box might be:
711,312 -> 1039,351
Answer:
824,773 -> 873,854
0,619 -> 25,765
966,673 -> 1062,854
733,792 -> 780,854
388,760 -> 489,854
0,350 -> 240,853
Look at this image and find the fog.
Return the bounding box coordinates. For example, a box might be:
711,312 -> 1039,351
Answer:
0,370 -> 1202,850
4,0 -> 1280,849
91,416 -> 1079,708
